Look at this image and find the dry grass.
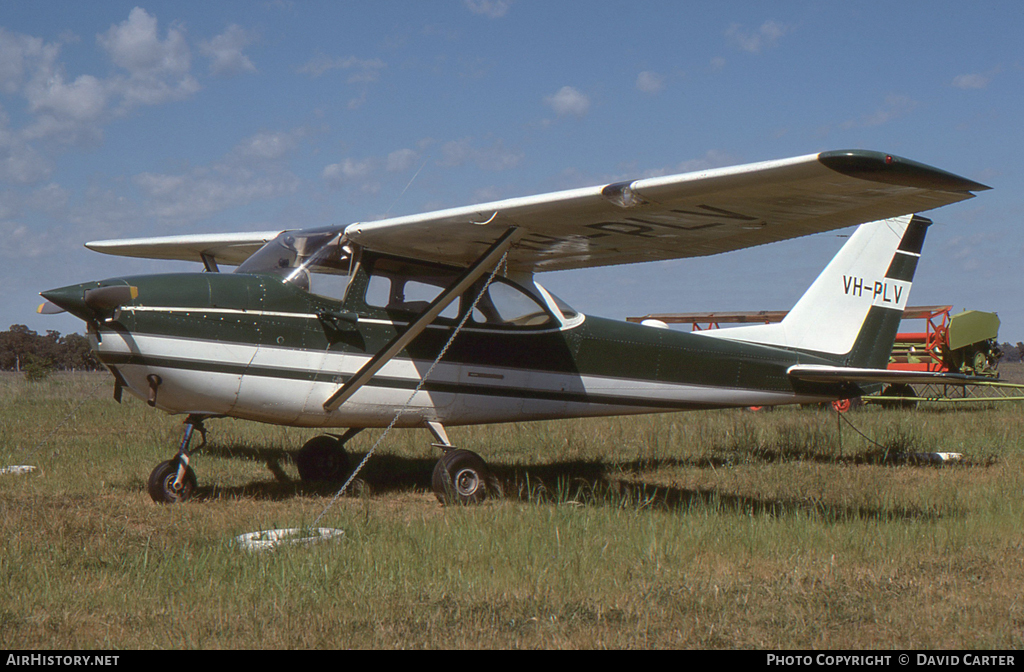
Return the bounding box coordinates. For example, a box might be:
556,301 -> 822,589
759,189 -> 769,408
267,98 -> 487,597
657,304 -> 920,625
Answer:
2,371 -> 1024,649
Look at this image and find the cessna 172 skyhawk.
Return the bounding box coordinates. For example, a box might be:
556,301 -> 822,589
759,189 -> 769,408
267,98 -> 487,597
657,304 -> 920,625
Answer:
39,150 -> 989,504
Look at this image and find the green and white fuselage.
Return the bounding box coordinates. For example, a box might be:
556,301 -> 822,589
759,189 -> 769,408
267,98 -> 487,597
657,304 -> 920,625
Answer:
45,214 -> 922,428
77,273 -> 846,429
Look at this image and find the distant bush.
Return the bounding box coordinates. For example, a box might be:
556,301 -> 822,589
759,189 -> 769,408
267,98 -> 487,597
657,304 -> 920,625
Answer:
23,354 -> 54,382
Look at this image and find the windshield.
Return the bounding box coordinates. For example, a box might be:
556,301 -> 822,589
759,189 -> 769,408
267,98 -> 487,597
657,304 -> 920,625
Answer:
546,290 -> 578,320
236,229 -> 349,292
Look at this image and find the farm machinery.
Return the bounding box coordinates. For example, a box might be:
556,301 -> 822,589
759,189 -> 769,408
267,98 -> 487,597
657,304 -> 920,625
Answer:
888,305 -> 1000,377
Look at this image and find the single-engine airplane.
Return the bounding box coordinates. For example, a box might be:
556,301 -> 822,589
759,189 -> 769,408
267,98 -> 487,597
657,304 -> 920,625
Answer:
39,150 -> 990,504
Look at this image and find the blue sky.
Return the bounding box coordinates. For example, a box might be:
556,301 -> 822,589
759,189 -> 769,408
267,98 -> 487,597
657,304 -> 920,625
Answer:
2,1 -> 1021,340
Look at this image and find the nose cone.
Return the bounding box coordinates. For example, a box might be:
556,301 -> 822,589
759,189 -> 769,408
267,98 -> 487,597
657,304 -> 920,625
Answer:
40,283 -> 93,319
40,281 -> 138,321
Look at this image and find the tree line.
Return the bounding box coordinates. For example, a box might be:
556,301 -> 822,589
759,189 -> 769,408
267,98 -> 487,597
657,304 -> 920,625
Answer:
998,342 -> 1024,363
0,324 -> 102,373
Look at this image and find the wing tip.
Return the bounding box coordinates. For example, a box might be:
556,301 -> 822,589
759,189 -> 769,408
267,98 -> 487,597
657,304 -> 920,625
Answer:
818,149 -> 991,193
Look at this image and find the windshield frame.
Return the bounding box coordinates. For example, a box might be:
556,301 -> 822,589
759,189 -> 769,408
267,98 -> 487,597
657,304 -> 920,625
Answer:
235,228 -> 349,288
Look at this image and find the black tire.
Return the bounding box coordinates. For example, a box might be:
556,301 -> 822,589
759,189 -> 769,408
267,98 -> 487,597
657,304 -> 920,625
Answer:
880,383 -> 918,409
294,435 -> 350,482
431,449 -> 496,505
148,459 -> 197,504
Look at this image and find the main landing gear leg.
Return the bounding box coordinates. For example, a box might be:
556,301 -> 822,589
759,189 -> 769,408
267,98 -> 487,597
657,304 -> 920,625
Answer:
147,414 -> 207,504
427,421 -> 500,505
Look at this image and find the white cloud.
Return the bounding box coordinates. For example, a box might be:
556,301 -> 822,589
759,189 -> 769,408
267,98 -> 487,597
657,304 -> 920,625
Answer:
322,157 -> 376,189
134,168 -> 299,223
952,72 -> 992,90
438,137 -> 523,171
97,7 -> 200,111
464,0 -> 512,19
636,71 -> 664,94
0,220 -> 52,259
131,131 -> 302,224
0,28 -> 50,94
673,150 -> 741,174
0,28 -> 107,147
0,10 -> 210,182
347,91 -> 367,110
199,24 -> 258,77
298,54 -> 386,83
840,94 -> 917,130
0,112 -> 53,183
24,73 -> 107,124
26,182 -> 70,216
544,86 -> 590,118
726,20 -> 789,54
386,148 -> 418,172
233,131 -> 300,162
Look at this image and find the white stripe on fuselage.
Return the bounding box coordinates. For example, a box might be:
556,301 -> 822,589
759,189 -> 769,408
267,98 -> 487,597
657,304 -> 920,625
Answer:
97,329 -> 830,427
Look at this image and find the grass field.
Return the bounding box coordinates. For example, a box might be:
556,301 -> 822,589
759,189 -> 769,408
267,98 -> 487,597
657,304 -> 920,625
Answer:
2,369 -> 1024,649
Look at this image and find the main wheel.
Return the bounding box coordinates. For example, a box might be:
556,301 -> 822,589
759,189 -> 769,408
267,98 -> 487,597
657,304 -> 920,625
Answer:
880,383 -> 918,409
431,449 -> 496,505
294,435 -> 350,482
148,459 -> 197,503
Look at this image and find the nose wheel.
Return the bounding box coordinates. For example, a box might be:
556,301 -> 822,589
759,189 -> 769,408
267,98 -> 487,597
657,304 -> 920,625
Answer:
148,459 -> 197,503
147,415 -> 207,504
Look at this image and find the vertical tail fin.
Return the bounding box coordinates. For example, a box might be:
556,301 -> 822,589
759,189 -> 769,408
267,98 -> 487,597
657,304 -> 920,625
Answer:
702,214 -> 930,366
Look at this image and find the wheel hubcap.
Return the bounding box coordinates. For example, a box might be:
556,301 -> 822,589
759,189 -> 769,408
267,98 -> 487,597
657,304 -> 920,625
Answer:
453,468 -> 481,497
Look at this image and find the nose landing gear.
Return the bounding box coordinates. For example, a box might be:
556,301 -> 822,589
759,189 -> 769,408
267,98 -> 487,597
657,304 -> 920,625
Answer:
147,414 -> 208,504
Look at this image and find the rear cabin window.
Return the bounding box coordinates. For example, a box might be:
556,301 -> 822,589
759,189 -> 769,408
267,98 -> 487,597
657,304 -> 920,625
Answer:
470,280 -> 551,327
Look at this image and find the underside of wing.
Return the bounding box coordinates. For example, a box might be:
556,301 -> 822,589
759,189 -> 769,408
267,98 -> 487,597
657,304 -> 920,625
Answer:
86,231 -> 283,267
344,150 -> 988,272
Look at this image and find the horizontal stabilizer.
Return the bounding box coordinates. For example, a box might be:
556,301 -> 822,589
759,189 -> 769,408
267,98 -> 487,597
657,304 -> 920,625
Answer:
787,364 -> 990,385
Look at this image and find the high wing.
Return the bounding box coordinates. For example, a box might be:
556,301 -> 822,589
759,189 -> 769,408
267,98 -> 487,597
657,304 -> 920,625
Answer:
84,150 -> 987,272
342,150 -> 988,271
86,230 -> 283,267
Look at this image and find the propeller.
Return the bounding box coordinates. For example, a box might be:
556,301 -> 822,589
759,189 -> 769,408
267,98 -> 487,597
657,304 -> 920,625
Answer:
37,301 -> 66,315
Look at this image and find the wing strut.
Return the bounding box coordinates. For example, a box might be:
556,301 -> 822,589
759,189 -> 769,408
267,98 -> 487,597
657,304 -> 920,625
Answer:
322,226 -> 522,412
